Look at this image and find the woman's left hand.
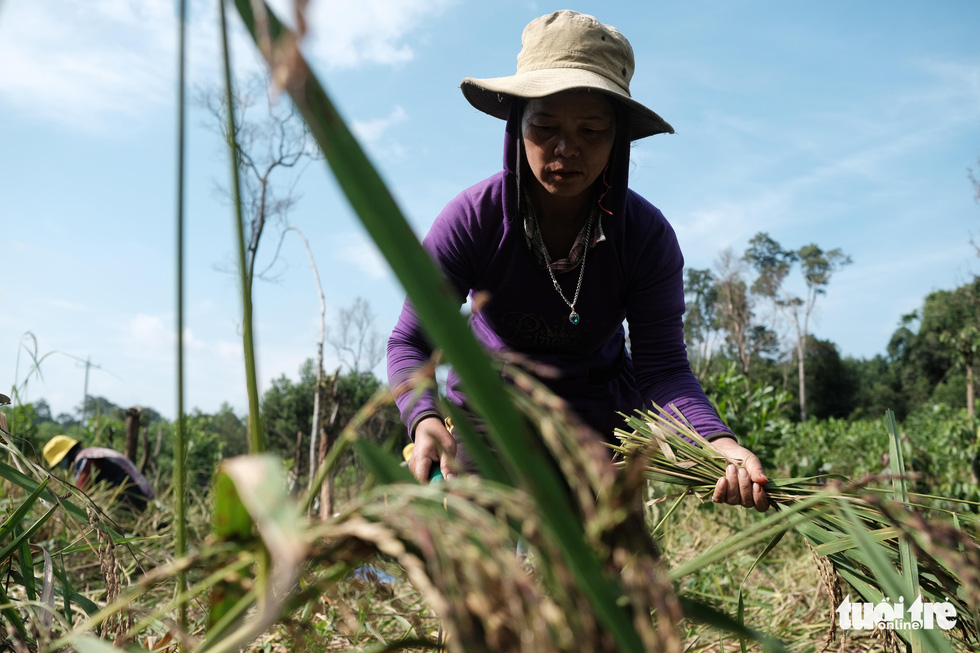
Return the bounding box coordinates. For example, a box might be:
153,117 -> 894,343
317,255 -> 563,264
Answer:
709,437 -> 769,512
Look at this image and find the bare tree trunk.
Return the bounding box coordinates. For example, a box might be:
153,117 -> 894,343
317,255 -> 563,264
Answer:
693,336 -> 713,380
287,226 -> 328,498
124,407 -> 141,463
293,430 -> 304,494
796,336 -> 807,422
967,362 -> 975,420
153,426 -> 164,458
792,299 -> 811,423
317,423 -> 330,516
139,424 -> 150,474
309,377 -> 323,490
318,370 -> 341,520
151,426 -> 164,478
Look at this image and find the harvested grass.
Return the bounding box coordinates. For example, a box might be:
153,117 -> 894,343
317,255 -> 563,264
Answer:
9,396 -> 979,652
654,496 -> 898,652
297,370 -> 686,653
614,405 -> 980,652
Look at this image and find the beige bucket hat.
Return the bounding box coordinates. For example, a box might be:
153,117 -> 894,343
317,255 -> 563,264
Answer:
461,10 -> 674,140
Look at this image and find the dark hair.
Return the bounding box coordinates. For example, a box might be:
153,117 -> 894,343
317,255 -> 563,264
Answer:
64,442 -> 83,466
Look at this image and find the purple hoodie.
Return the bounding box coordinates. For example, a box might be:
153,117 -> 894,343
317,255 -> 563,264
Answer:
387,100 -> 731,443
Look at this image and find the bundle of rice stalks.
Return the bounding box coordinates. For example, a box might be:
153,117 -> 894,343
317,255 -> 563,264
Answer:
612,406 -> 980,652
305,368 -> 688,653
178,375 -> 687,653
313,480 -> 628,653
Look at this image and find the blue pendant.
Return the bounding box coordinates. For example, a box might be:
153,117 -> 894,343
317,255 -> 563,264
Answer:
569,311 -> 580,325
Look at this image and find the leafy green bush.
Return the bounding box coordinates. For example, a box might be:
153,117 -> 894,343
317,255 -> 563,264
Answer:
703,363 -> 793,468
902,404 -> 980,509
0,403 -> 43,457
773,417 -> 886,479
771,406 -> 979,513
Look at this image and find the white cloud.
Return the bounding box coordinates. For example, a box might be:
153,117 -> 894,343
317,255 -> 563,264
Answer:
351,105 -> 407,143
0,0 -> 455,128
908,58 -> 980,123
215,339 -> 243,359
335,232 -> 389,280
0,0 -> 264,129
673,193 -> 788,264
0,1 -> 175,126
109,312 -> 248,416
301,0 -> 455,69
673,52 -> 980,262
125,313 -> 210,356
127,313 -> 171,348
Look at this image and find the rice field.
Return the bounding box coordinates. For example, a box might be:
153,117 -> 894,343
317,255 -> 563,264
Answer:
1,2 -> 978,651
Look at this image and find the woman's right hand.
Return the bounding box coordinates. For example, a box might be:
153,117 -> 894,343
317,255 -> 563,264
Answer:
410,416 -> 457,482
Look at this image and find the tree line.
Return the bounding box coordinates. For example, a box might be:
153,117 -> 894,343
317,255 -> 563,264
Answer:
686,231 -> 979,422
5,360 -> 401,513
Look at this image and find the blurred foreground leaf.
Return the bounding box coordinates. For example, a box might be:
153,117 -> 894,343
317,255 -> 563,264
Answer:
205,454 -> 306,652
228,2 -> 658,650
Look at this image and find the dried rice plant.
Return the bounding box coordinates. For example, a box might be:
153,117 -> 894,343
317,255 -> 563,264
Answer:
301,365 -> 686,653
612,405 -> 980,652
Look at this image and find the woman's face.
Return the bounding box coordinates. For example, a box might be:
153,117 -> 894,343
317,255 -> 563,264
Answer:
522,90 -> 616,202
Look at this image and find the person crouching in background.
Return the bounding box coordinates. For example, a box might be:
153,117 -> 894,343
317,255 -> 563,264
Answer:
43,435 -> 155,511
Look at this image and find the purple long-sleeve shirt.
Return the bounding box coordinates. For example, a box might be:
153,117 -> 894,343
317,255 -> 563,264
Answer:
387,100 -> 731,443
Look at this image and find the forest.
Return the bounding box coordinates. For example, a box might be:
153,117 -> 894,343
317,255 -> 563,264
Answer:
1,1 -> 979,652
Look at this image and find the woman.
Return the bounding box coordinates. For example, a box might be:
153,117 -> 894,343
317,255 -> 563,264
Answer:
43,434 -> 155,511
387,10 -> 768,511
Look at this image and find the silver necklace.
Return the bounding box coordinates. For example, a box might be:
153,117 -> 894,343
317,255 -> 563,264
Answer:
530,202 -> 595,325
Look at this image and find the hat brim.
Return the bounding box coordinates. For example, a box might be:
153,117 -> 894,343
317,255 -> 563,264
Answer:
43,435 -> 79,468
461,68 -> 674,140
46,449 -> 69,468
44,444 -> 70,468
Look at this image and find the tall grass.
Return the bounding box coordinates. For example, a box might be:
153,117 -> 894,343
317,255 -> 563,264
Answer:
0,2 -> 978,652
613,406 -> 980,651
220,0 -> 264,455
174,0 -> 189,633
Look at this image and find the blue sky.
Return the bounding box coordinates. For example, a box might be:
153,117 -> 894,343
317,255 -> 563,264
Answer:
1,0 -> 978,420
